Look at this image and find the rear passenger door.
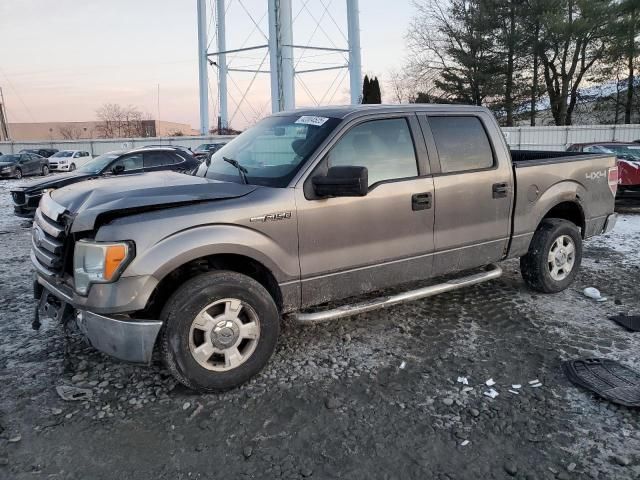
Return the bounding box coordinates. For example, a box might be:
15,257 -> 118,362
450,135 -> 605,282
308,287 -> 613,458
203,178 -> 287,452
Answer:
25,154 -> 40,174
420,113 -> 513,275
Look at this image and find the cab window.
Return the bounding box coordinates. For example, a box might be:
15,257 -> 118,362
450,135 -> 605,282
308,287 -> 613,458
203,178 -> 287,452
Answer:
326,118 -> 418,187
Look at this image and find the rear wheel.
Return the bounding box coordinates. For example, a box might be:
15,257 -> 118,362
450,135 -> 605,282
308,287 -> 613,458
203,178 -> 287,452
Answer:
160,271 -> 280,392
520,218 -> 582,293
41,165 -> 49,176
14,168 -> 22,179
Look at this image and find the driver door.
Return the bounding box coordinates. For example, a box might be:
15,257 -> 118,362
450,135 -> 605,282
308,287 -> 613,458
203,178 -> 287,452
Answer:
295,115 -> 435,307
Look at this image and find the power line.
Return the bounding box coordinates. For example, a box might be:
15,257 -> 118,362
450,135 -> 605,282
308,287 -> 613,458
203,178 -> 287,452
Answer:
0,67 -> 37,122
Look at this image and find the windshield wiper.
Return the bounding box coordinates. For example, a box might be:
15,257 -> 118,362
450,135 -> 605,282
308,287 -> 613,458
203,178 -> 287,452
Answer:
223,156 -> 249,184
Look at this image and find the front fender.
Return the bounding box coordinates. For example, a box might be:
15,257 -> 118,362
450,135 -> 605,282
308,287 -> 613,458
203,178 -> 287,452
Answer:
122,224 -> 299,284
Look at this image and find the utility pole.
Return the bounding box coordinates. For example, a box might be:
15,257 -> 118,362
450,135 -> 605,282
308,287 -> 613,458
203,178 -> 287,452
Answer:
196,0 -> 209,135
347,0 -> 362,105
0,88 -> 9,141
157,83 -> 161,137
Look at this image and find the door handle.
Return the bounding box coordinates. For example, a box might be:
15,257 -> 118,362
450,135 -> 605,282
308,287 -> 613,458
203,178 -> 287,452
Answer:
492,182 -> 508,198
412,192 -> 432,211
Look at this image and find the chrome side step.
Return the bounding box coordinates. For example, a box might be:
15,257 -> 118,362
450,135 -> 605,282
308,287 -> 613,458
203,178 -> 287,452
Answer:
292,264 -> 503,324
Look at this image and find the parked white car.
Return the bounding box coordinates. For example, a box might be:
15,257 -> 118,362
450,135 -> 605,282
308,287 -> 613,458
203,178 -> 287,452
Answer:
48,150 -> 92,171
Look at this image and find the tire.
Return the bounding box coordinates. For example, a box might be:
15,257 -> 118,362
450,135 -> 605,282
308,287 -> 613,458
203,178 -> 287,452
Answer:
14,168 -> 22,179
69,163 -> 76,171
42,165 -> 49,176
520,218 -> 582,293
160,270 -> 280,392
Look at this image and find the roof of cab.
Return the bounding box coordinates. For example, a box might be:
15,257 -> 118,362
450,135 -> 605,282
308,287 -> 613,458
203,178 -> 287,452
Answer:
272,103 -> 491,120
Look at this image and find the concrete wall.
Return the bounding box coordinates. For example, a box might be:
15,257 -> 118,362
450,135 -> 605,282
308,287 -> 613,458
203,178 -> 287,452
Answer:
0,135 -> 236,156
6,120 -> 197,141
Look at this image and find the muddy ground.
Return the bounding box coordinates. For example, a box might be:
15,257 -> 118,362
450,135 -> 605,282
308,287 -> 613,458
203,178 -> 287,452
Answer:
0,176 -> 639,480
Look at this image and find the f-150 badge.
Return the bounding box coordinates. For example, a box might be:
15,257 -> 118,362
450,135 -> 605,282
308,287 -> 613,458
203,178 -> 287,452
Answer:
250,212 -> 292,222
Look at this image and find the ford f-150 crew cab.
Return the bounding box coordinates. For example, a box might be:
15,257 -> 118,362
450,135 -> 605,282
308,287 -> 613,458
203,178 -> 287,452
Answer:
31,105 -> 618,392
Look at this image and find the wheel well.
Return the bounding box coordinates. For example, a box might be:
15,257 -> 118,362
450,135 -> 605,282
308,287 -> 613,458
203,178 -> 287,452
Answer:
140,254 -> 283,318
541,202 -> 585,235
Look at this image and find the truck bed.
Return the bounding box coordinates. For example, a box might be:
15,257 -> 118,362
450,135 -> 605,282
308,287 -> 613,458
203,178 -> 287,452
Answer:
510,149 -> 596,166
508,149 -> 617,259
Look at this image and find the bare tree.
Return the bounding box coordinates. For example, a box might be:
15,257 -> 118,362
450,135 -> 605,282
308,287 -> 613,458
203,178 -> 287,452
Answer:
58,125 -> 83,140
387,70 -> 413,103
95,103 -> 152,138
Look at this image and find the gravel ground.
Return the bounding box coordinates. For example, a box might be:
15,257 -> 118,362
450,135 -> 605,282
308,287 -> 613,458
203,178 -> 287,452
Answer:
0,175 -> 639,480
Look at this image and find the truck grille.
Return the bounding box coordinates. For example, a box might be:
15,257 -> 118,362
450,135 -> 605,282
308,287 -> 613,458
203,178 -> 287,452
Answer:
31,194 -> 69,276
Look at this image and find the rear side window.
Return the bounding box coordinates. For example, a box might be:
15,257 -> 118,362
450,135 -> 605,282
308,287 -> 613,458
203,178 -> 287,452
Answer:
327,118 -> 418,187
144,151 -> 176,168
429,116 -> 494,173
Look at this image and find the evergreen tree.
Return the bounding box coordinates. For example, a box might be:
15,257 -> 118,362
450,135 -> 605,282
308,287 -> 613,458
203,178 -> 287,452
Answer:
371,77 -> 382,103
407,0 -> 503,108
362,75 -> 371,103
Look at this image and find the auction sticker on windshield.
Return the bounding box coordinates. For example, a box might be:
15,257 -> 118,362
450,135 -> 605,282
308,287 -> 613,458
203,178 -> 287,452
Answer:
295,116 -> 329,127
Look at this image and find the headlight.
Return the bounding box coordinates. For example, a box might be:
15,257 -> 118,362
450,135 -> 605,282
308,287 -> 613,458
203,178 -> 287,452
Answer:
1,166 -> 12,172
58,160 -> 67,164
73,240 -> 134,294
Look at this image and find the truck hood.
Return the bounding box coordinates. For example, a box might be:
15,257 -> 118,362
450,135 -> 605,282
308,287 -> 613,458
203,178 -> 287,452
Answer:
51,171 -> 258,232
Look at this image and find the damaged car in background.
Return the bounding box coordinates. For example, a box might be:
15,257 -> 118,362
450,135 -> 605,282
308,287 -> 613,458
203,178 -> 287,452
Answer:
567,142 -> 640,193
11,146 -> 200,217
31,105 -> 618,393
0,152 -> 50,179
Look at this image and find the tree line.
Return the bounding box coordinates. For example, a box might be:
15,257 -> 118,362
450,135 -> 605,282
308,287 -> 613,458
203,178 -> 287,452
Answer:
396,0 -> 640,126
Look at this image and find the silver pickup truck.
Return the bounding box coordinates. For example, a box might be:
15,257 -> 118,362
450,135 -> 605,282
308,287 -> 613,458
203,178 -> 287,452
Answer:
31,105 -> 618,392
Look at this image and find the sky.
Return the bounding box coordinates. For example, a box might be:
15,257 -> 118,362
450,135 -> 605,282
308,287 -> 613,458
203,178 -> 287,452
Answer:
0,0 -> 416,130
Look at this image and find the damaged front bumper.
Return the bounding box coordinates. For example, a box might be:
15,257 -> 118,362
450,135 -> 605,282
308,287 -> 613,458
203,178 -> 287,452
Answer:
35,274 -> 163,364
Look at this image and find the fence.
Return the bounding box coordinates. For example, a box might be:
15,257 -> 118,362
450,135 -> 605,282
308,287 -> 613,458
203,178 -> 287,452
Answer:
3,124 -> 640,155
502,124 -> 640,151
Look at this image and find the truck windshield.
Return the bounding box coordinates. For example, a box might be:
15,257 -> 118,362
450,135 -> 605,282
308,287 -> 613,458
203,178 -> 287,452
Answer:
198,114 -> 341,187
605,145 -> 640,160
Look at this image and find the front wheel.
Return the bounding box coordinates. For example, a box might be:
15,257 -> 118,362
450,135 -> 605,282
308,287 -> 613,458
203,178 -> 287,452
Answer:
41,165 -> 49,176
14,168 -> 22,179
160,271 -> 280,392
520,218 -> 582,293
69,163 -> 76,171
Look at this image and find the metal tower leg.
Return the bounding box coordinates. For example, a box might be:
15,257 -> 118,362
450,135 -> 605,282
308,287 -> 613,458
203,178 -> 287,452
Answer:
346,0 -> 362,105
197,0 -> 209,135
216,0 -> 229,130
268,0 -> 295,113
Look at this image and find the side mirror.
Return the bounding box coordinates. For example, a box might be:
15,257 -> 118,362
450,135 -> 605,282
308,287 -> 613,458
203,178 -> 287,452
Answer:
312,166 -> 368,197
112,164 -> 125,174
